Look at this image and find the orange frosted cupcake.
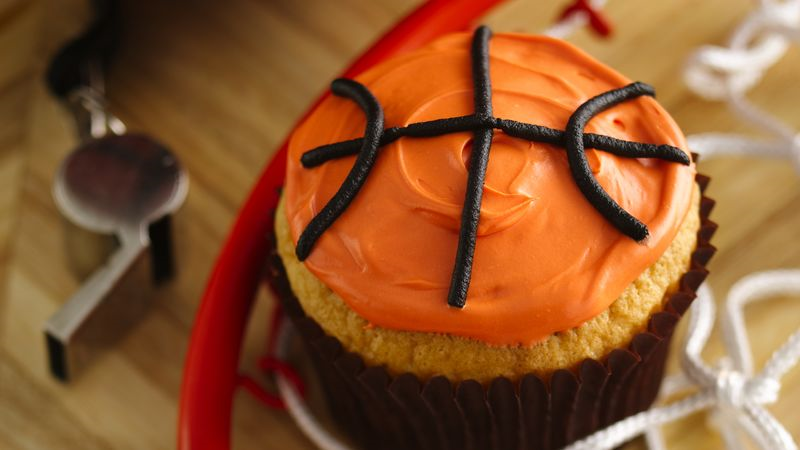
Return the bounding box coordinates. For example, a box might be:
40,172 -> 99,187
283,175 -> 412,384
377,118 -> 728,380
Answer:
272,26 -> 715,450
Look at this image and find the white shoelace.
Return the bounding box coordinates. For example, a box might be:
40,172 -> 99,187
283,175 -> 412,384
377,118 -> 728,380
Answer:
272,1 -> 800,448
566,274 -> 800,450
684,0 -> 800,173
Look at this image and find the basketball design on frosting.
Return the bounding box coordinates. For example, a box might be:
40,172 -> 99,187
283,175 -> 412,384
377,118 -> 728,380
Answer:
281,26 -> 696,345
273,25 -> 714,450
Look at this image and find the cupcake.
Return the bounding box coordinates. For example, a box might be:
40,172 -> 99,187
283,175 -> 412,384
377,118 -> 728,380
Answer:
272,26 -> 715,450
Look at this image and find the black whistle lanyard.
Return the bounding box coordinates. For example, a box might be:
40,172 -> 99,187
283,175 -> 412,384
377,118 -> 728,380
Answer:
47,0 -> 119,98
47,0 -> 122,140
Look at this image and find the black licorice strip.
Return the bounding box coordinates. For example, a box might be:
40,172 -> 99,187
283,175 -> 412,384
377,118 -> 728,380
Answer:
301,115 -> 483,167
564,82 -> 655,242
294,79 -> 385,260
295,26 -> 691,308
496,119 -> 689,164
301,118 -> 688,167
447,25 -> 495,308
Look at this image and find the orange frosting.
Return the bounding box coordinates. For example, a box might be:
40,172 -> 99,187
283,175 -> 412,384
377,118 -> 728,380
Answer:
284,32 -> 696,345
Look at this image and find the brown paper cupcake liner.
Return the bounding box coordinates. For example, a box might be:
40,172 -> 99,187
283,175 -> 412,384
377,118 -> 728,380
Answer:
270,172 -> 716,450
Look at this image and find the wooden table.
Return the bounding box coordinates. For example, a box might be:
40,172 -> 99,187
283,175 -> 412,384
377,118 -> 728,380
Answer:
1,0 -> 798,448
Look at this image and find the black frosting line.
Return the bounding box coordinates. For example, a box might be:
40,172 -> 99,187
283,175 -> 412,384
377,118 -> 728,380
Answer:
471,26 -> 494,118
496,119 -> 689,164
301,115 -> 480,167
301,117 -> 689,168
447,25 -> 495,308
294,26 -> 691,308
564,82 -> 655,242
295,78 -> 385,261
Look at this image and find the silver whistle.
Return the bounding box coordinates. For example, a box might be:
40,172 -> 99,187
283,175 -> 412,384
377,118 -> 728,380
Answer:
45,60 -> 188,381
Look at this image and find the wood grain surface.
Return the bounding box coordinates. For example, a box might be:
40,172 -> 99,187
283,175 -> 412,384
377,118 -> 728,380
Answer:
1,0 -> 798,449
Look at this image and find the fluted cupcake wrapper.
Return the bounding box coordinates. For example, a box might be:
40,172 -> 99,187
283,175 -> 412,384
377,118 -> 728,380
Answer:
270,172 -> 716,450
